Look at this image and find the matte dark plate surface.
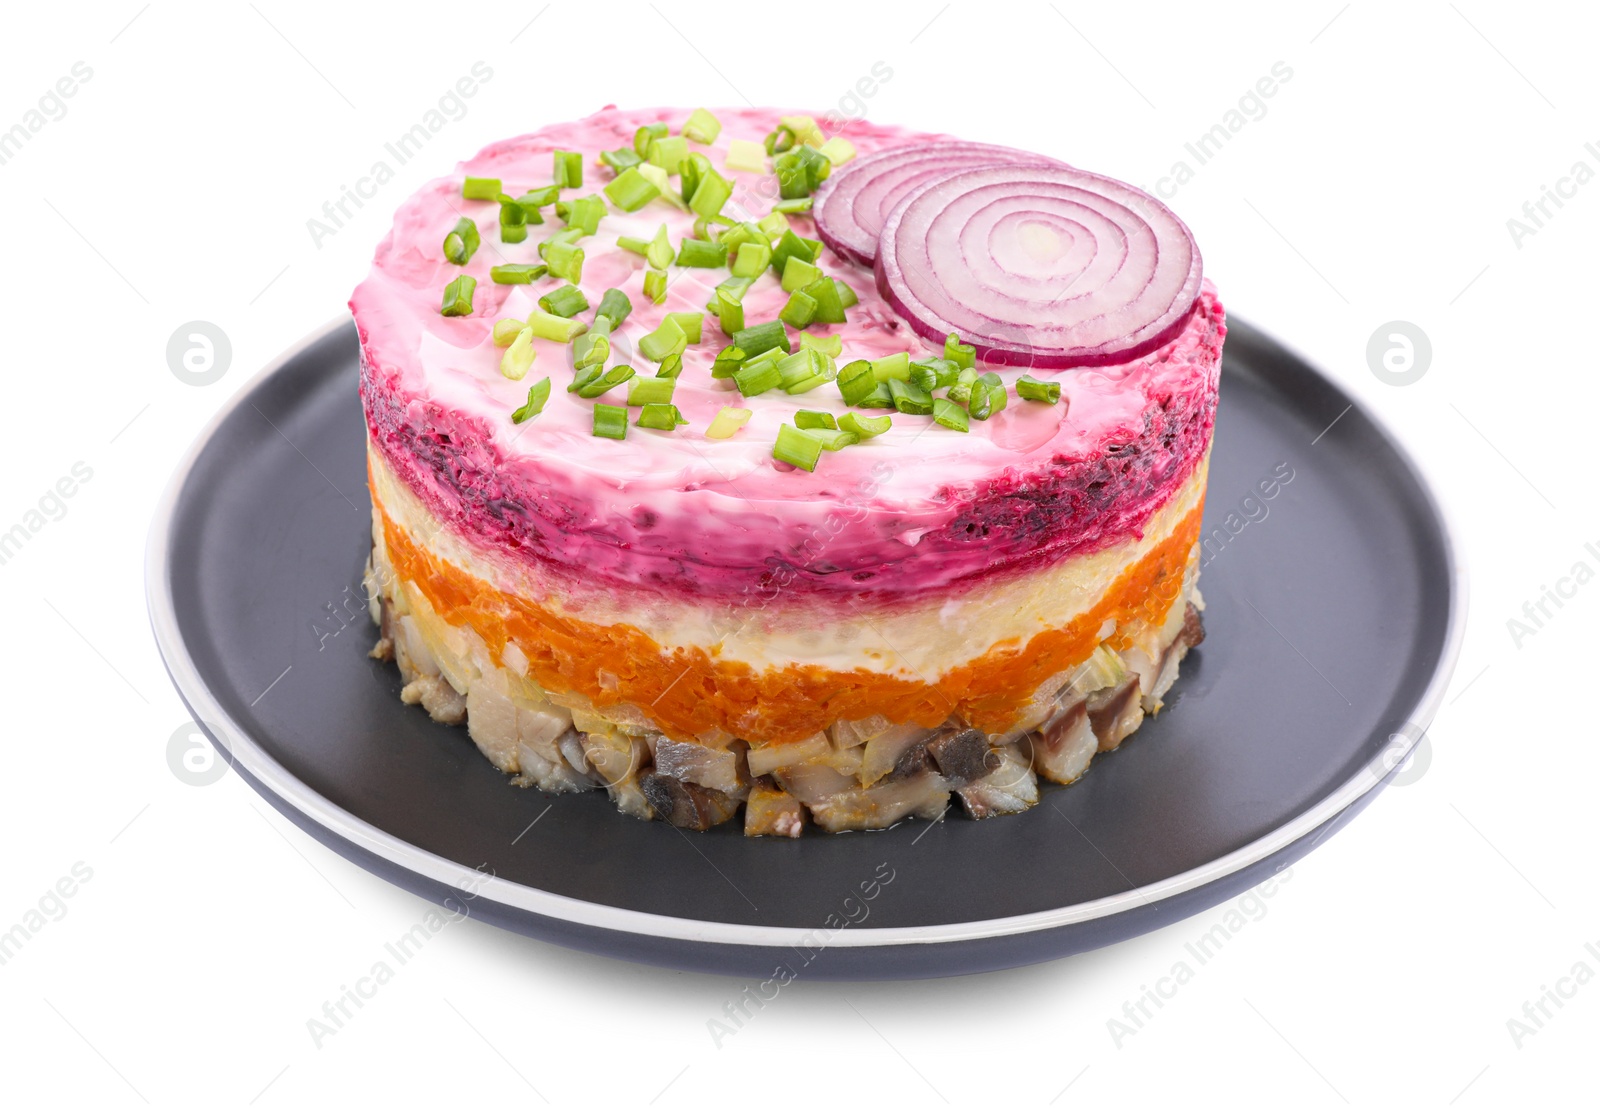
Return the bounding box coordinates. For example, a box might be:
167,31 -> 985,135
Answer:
148,317 -> 1464,979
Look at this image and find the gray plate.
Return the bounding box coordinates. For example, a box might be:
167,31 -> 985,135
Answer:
147,316 -> 1465,979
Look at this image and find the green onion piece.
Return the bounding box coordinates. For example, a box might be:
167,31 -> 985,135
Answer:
682,107 -> 722,144
764,125 -> 797,156
705,406 -> 752,438
440,275 -> 476,317
872,352 -> 911,382
463,176 -> 501,200
509,195 -> 546,225
676,237 -> 725,268
645,223 -> 674,269
592,402 -> 628,439
559,195 -> 606,236
856,382 -> 896,409
617,235 -> 650,256
799,332 -> 843,357
1017,374 -> 1062,403
638,317 -> 688,363
777,349 -> 819,389
944,332 -> 977,369
637,403 -> 688,431
553,150 -> 583,188
711,346 -> 747,379
794,410 -> 837,431
834,278 -> 859,309
666,311 -> 704,345
772,424 -> 823,471
544,241 -> 584,284
577,364 -> 636,399
490,263 -> 548,285
839,411 -> 891,438
499,199 -> 528,244
603,167 -> 660,212
969,379 -> 1007,420
568,366 -> 601,393
637,164 -> 685,210
786,374 -> 830,395
500,326 -> 537,380
803,276 -> 846,324
647,135 -> 688,175
836,360 -> 877,405
521,184 -> 561,209
774,144 -> 831,199
690,170 -> 734,219
780,115 -> 825,146
948,367 -> 980,403
595,288 -> 633,329
769,229 -> 817,276
773,197 -> 813,214
601,147 -> 644,174
932,397 -> 970,432
719,222 -> 763,254
627,376 -> 676,406
680,153 -> 709,204
780,290 -> 817,330
510,377 -> 552,424
634,121 -> 669,157
808,428 -> 859,451
724,139 -> 766,173
910,358 -> 959,392
734,355 -> 783,397
538,284 -> 589,318
572,318 -> 612,370
758,211 -> 791,239
818,137 -> 856,165
715,274 -> 757,302
643,267 -> 668,305
781,257 -> 822,293
443,217 -> 480,265
888,378 -> 933,415
731,241 -> 772,278
493,318 -> 527,346
714,289 -> 745,337
525,309 -> 588,343
540,227 -> 584,254
732,320 -> 790,357
656,352 -> 684,379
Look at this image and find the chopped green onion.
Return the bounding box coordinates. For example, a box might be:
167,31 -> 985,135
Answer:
713,289 -> 745,336
643,267 -> 668,305
510,377 -> 551,424
682,107 -> 722,144
656,352 -> 684,379
781,115 -> 825,146
544,241 -> 584,284
634,122 -> 669,158
443,217 -> 480,265
592,402 -> 628,439
781,257 -> 822,293
541,227 -> 584,254
603,167 -> 660,212
521,185 -> 560,209
774,144 -> 831,199
720,222 -> 763,253
944,332 -> 977,369
888,378 -> 933,415
463,176 -> 501,200
647,135 -> 688,175
758,211 -> 791,239
553,150 -> 583,189
705,406 -> 752,438
773,424 -> 823,471
666,311 -> 704,344
779,290 -> 817,330
769,229 -> 818,276
440,275 -> 476,317
501,327 -> 537,380
809,428 -> 859,451
601,147 -> 644,174
803,277 -> 846,325
715,274 -> 757,302
794,410 -> 836,431
690,170 -> 733,219
834,278 -> 859,309
617,235 -> 650,256
490,263 -> 548,285
734,355 -> 783,397
595,288 -> 632,328
839,411 -> 891,438
627,376 -> 677,406
676,237 -> 725,268
637,403 -> 688,431
637,164 -> 685,210
499,199 -> 528,244
818,137 -> 856,165
764,124 -> 797,156
968,377 -> 1007,420
680,153 -> 709,204
493,318 -> 527,346
799,332 -> 843,357
932,397 -> 970,432
773,197 -> 813,214
525,309 -> 587,343
633,223 -> 669,270
872,352 -> 911,382
572,326 -> 610,371
574,364 -> 636,399
1017,374 -> 1062,403
538,284 -> 589,318
724,139 -> 766,173
558,195 -> 606,235
948,367 -> 980,403
732,320 -> 790,357
910,358 -> 959,392
638,317 -> 688,363
855,382 -> 896,409
710,346 -> 747,379
508,194 -> 546,225
731,241 -> 772,278
837,360 -> 877,405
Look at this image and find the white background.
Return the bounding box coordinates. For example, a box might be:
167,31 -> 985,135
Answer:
1,1 -> 1595,1104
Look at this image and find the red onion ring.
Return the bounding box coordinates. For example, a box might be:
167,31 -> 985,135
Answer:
812,141 -> 1062,267
875,165 -> 1202,369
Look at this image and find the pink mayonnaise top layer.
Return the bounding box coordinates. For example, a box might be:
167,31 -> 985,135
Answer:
352,106 -> 1223,605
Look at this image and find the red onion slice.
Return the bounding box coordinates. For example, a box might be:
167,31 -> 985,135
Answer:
812,141 -> 1062,267
875,165 -> 1203,369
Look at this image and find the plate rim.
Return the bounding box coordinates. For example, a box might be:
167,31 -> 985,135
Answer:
146,314 -> 1469,950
